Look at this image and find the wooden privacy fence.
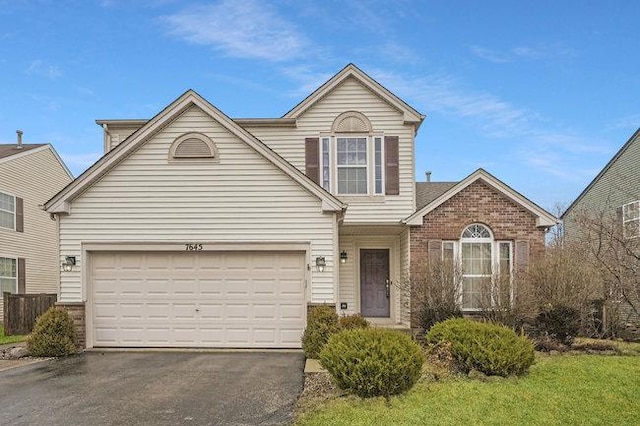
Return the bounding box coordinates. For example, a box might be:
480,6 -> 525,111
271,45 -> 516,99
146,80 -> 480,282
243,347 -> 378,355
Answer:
3,293 -> 57,335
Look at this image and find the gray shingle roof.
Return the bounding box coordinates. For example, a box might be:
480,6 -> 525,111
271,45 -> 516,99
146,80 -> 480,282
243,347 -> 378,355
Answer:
415,181 -> 458,210
0,144 -> 46,160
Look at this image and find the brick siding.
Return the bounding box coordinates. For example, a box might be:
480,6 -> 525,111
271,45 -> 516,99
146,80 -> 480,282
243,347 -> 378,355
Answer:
409,179 -> 548,328
55,302 -> 86,349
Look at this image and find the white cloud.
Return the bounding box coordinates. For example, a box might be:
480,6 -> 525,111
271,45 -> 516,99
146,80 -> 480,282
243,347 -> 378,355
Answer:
471,43 -> 577,63
609,113 -> 640,130
160,0 -> 307,61
366,68 -> 610,181
25,60 -> 62,79
279,65 -> 334,98
370,69 -> 536,137
469,46 -> 511,63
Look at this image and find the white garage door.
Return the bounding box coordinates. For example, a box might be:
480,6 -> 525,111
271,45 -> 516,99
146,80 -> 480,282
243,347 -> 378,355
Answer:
90,251 -> 306,348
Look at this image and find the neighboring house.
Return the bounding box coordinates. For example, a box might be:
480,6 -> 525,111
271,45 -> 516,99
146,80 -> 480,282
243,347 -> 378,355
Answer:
562,128 -> 640,332
0,134 -> 73,320
562,128 -> 640,239
44,64 -> 556,349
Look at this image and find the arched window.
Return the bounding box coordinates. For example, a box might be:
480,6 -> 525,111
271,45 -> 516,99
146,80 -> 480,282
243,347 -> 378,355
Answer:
169,133 -> 218,162
460,224 -> 494,310
319,111 -> 385,195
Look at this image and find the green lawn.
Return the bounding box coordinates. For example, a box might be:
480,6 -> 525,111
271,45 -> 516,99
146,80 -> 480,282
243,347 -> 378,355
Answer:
0,325 -> 26,345
297,354 -> 640,426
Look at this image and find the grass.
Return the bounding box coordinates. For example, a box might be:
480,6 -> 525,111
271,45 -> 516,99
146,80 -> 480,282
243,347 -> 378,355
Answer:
297,354 -> 640,425
0,325 -> 26,345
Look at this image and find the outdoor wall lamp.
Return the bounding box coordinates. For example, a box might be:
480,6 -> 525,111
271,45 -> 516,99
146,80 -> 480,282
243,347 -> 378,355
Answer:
340,251 -> 348,263
61,256 -> 76,272
315,256 -> 326,272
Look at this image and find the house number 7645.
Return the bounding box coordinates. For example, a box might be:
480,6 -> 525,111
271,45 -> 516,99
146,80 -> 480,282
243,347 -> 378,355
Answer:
185,244 -> 203,251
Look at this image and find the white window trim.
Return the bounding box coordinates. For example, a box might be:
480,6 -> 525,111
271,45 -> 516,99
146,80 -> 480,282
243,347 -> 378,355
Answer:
0,191 -> 16,231
0,256 -> 18,295
622,200 -> 640,239
443,230 -> 514,312
322,135 -> 385,196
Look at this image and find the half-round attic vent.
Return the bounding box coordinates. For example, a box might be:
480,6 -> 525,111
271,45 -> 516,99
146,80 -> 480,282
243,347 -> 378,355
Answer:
331,111 -> 372,133
169,132 -> 218,162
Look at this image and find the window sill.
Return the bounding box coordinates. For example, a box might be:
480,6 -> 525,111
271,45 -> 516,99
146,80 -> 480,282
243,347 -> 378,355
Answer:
337,195 -> 386,203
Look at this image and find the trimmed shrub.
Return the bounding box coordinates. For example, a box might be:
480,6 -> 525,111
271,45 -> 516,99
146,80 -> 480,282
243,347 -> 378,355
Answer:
535,304 -> 580,346
339,313 -> 370,330
319,328 -> 424,399
27,307 -> 76,357
426,318 -> 535,377
302,305 -> 340,358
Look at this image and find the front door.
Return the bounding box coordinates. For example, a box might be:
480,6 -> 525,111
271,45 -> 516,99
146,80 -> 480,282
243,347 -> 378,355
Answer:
360,249 -> 390,317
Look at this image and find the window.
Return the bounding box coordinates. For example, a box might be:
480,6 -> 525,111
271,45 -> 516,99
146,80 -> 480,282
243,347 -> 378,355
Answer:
0,257 -> 17,295
337,137 -> 368,194
319,136 -> 385,195
321,137 -> 330,191
0,191 -> 15,230
441,224 -> 513,311
622,200 -> 640,238
374,137 -> 383,194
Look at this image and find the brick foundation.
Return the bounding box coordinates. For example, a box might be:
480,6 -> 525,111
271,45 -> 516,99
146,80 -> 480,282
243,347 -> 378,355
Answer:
55,302 -> 86,349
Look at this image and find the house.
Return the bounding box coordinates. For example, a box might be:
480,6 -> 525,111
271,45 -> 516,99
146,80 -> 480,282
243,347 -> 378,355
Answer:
44,64 -> 556,349
562,128 -> 640,239
1,132 -> 73,320
562,128 -> 640,333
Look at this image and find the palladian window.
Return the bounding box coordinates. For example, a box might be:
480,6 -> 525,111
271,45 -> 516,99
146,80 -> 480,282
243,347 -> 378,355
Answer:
440,224 -> 513,311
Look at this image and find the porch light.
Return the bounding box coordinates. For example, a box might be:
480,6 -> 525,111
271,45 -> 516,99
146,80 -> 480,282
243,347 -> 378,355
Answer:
340,251 -> 348,263
315,256 -> 326,272
61,256 -> 76,272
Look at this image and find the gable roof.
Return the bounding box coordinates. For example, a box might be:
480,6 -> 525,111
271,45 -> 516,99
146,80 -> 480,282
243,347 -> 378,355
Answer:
45,90 -> 346,214
0,143 -> 73,179
283,64 -> 425,129
405,169 -> 557,227
416,181 -> 457,210
0,143 -> 46,160
561,127 -> 640,219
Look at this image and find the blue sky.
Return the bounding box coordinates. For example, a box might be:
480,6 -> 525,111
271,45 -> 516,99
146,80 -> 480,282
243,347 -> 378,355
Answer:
1,1 -> 638,212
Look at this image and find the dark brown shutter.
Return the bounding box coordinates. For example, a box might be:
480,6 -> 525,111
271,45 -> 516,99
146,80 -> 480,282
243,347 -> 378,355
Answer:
515,240 -> 530,273
384,136 -> 399,195
17,258 -> 26,293
15,197 -> 24,232
428,239 -> 442,264
305,137 -> 320,185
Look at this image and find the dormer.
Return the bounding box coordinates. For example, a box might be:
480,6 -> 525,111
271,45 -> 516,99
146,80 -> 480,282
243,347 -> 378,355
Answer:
96,119 -> 147,153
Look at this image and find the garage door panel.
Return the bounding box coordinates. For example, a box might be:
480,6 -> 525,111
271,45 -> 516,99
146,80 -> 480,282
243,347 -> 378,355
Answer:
91,251 -> 305,348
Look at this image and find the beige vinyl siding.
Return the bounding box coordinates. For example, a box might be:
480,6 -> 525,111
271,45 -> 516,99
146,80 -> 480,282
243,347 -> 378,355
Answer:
564,134 -> 640,239
337,231 -> 408,324
338,239 -> 357,315
0,148 -> 72,318
59,106 -> 337,305
244,77 -> 416,224
106,124 -> 143,152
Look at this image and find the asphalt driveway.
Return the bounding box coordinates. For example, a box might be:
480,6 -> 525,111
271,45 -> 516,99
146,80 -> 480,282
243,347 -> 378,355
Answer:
0,351 -> 305,426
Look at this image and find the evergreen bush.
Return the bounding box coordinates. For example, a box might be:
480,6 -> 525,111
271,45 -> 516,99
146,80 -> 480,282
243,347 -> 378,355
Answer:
320,328 -> 424,399
27,307 -> 76,357
426,318 -> 535,377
